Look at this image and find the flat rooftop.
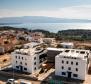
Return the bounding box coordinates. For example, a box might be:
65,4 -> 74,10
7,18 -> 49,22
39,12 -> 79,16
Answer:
56,48 -> 90,60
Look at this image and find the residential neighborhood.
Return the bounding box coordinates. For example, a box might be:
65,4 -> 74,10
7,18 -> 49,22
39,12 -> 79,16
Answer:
0,0 -> 91,84
0,28 -> 91,84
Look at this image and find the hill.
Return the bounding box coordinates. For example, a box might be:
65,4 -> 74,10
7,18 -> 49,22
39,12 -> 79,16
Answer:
0,16 -> 91,24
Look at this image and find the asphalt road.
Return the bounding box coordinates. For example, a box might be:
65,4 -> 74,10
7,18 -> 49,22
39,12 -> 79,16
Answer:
0,74 -> 41,84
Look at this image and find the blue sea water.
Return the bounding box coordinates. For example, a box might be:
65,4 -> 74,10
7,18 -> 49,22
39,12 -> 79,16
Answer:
0,23 -> 91,33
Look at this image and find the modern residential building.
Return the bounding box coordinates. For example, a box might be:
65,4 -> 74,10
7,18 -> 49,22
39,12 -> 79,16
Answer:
11,42 -> 47,73
60,42 -> 74,48
55,48 -> 90,80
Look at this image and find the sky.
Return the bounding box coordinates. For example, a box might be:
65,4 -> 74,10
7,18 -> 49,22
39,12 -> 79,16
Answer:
0,0 -> 91,19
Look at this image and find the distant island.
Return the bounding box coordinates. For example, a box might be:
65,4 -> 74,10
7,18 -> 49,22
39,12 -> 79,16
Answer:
0,16 -> 91,24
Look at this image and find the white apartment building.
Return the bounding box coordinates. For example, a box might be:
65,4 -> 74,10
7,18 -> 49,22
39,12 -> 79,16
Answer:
11,42 -> 47,73
55,48 -> 90,80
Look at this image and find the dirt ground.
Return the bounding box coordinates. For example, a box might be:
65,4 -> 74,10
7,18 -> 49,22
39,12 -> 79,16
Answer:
0,54 -> 11,68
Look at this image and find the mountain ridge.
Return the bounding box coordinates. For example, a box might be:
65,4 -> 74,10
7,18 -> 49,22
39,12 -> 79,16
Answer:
0,16 -> 91,23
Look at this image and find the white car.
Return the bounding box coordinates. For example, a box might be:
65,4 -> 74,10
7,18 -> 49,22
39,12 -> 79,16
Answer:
6,79 -> 19,84
6,79 -> 15,84
19,79 -> 32,84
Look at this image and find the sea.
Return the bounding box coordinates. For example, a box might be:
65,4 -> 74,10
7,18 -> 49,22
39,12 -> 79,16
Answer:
0,23 -> 91,33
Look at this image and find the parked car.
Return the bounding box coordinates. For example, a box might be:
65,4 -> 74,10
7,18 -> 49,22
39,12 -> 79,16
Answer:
6,79 -> 15,84
6,79 -> 19,84
19,79 -> 32,84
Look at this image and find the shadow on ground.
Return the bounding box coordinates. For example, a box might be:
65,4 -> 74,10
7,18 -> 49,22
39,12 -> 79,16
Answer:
41,71 -> 84,84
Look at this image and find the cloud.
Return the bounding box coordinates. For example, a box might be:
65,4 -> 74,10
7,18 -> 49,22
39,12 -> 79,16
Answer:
0,5 -> 91,19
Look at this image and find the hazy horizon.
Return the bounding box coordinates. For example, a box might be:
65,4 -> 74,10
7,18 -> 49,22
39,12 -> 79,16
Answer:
0,0 -> 91,20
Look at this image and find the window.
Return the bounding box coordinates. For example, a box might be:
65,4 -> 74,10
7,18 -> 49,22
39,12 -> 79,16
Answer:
16,66 -> 19,68
80,51 -> 85,54
20,62 -> 22,64
24,68 -> 27,70
16,61 -> 17,63
76,62 -> 78,65
71,61 -> 73,65
62,60 -> 64,64
68,67 -> 71,70
73,74 -> 78,77
19,56 -> 20,59
34,67 -> 36,70
65,50 -> 70,52
76,68 -> 78,71
76,51 -> 79,53
66,61 -> 68,64
61,66 -> 64,69
16,56 -> 17,58
62,72 -> 66,75
25,63 -> 27,65
34,62 -> 36,65
34,57 -> 36,60
22,57 -> 23,60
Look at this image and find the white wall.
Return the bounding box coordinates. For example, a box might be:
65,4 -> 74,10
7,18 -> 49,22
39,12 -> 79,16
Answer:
55,56 -> 87,80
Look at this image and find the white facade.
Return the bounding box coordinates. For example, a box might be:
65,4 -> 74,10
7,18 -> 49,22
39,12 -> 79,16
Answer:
60,42 -> 74,48
11,42 -> 47,73
55,48 -> 90,80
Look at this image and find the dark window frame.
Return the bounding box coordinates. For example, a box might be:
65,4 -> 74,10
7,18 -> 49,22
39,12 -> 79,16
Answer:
76,68 -> 78,71
62,66 -> 64,69
66,61 -> 69,64
76,62 -> 78,65
24,68 -> 27,70
62,72 -> 66,75
68,67 -> 71,70
62,60 -> 64,64
73,74 -> 78,77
